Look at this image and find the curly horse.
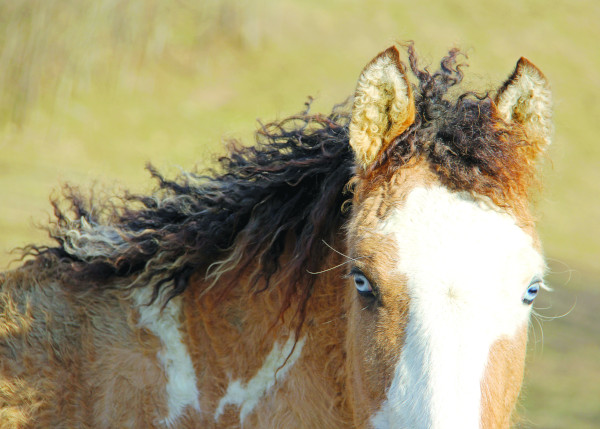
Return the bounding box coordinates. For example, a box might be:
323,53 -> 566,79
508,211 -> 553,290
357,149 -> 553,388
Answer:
0,44 -> 552,428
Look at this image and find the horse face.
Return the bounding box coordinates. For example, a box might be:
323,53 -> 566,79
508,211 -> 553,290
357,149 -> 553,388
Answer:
345,47 -> 552,428
346,174 -> 544,428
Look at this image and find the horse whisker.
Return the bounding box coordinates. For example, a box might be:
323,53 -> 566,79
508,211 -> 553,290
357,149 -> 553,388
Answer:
532,312 -> 545,353
533,298 -> 577,321
321,239 -> 354,261
306,240 -> 365,275
306,259 -> 355,275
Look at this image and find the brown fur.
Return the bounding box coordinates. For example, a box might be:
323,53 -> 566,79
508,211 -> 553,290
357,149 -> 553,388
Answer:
480,328 -> 529,428
0,44 -> 551,427
0,269 -> 170,428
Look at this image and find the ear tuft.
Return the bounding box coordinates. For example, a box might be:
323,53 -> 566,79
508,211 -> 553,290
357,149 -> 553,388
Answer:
495,57 -> 553,149
349,46 -> 415,169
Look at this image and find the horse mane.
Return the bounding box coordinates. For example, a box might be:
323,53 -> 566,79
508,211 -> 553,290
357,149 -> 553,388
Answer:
20,45 -> 538,327
367,45 -> 538,214
23,101 -> 354,313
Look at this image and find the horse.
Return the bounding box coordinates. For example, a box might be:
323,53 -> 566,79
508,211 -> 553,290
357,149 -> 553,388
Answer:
0,44 -> 552,428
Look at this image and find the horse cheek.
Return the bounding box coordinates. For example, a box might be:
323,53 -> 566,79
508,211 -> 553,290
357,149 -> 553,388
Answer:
346,293 -> 407,427
480,324 -> 529,428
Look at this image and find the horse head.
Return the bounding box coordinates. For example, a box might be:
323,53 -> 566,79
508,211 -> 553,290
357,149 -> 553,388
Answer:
344,45 -> 552,428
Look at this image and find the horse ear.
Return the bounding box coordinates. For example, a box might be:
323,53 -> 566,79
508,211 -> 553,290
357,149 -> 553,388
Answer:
495,58 -> 553,150
349,46 -> 416,169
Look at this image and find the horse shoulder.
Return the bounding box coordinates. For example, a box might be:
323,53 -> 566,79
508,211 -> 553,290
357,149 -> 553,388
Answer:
0,266 -> 179,427
0,268 -> 90,427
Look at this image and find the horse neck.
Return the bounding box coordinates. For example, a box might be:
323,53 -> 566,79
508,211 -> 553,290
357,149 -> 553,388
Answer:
181,236 -> 351,424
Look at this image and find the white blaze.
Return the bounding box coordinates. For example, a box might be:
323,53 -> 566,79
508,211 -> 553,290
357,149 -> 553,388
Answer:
371,186 -> 544,429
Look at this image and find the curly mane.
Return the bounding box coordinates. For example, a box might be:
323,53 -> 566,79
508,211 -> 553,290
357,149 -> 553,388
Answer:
369,45 -> 537,213
24,101 -> 354,311
21,46 -> 538,323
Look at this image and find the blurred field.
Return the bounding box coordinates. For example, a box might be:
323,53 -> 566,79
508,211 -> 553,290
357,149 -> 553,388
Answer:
0,0 -> 598,426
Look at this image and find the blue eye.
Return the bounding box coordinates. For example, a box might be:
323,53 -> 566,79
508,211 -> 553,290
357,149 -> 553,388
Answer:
351,269 -> 374,297
522,279 -> 542,305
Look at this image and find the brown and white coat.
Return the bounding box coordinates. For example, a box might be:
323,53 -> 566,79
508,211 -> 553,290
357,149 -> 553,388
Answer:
0,44 -> 552,428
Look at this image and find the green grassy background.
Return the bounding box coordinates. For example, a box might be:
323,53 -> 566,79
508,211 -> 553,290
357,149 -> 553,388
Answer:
0,1 -> 598,426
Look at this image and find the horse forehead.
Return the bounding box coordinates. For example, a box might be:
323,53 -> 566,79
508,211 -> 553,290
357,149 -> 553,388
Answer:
379,185 -> 543,283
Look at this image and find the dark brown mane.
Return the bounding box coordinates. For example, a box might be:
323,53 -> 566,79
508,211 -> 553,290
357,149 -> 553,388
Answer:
23,101 -> 354,311
368,45 -> 537,215
20,46 -> 538,326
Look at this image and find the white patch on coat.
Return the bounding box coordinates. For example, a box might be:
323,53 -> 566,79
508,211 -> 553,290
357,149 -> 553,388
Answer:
133,288 -> 201,426
214,335 -> 306,425
370,186 -> 545,429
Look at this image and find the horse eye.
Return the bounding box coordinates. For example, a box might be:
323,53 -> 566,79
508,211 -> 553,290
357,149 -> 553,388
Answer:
522,278 -> 542,305
352,270 -> 374,297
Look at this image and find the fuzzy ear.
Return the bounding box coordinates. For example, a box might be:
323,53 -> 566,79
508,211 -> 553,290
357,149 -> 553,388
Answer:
349,46 -> 416,169
495,58 -> 553,149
